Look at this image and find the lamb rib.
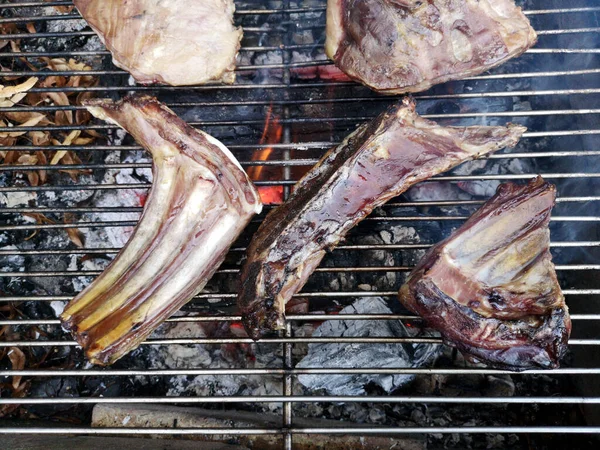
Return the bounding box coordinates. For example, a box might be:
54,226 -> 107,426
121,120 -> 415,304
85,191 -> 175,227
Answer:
74,0 -> 242,86
399,177 -> 571,370
326,0 -> 537,94
239,97 -> 525,340
60,96 -> 262,365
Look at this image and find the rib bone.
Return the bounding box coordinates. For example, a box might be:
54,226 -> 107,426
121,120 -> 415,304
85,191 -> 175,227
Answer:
61,96 -> 262,365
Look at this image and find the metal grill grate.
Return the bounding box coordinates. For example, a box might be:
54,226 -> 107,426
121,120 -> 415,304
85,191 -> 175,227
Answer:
1,0 -> 600,448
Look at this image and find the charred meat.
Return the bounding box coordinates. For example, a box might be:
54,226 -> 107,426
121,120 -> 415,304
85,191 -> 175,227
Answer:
239,97 -> 526,340
74,0 -> 242,86
60,96 -> 262,365
326,0 -> 537,94
399,177 -> 571,370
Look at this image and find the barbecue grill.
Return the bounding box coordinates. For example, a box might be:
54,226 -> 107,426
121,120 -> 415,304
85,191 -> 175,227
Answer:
1,0 -> 599,449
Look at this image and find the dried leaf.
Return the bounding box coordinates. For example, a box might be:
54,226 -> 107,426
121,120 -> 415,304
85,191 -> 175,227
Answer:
50,130 -> 81,165
38,152 -> 48,184
5,111 -> 47,125
0,24 -> 18,50
7,347 -> 25,389
25,23 -> 36,34
17,154 -> 38,166
64,213 -> 85,248
0,77 -> 38,99
43,0 -> 74,13
29,131 -> 51,146
24,213 -> 55,225
67,227 -> 85,248
0,114 -> 45,138
27,171 -> 39,186
1,150 -> 17,164
50,150 -> 68,165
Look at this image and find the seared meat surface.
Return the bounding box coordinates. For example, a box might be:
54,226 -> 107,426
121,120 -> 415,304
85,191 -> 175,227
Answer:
399,177 -> 571,370
239,98 -> 525,339
74,0 -> 242,86
326,0 -> 537,94
61,96 -> 262,365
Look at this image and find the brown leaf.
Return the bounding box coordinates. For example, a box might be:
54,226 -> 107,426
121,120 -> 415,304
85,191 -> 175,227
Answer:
0,114 -> 45,138
64,213 -> 85,248
0,77 -> 38,99
2,150 -> 17,164
8,347 -> 25,389
17,154 -> 38,165
38,151 -> 48,184
67,227 -> 85,248
43,0 -> 74,13
27,171 -> 39,186
0,24 -> 18,50
4,111 -> 47,125
29,131 -> 51,146
25,23 -> 36,34
50,150 -> 68,165
24,213 -> 55,225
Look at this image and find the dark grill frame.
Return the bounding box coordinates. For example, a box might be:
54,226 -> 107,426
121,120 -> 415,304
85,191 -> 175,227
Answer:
1,0 -> 600,448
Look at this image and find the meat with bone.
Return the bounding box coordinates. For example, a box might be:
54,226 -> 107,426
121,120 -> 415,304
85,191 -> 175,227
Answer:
239,97 -> 526,340
73,0 -> 242,86
399,177 -> 571,370
60,96 -> 262,365
325,0 -> 537,94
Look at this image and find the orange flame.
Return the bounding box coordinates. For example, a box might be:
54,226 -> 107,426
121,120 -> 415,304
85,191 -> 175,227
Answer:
250,104 -> 284,204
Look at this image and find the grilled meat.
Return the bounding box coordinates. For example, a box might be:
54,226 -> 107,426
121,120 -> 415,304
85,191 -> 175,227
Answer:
74,0 -> 242,86
60,96 -> 262,365
399,177 -> 571,370
325,0 -> 537,94
239,97 -> 526,339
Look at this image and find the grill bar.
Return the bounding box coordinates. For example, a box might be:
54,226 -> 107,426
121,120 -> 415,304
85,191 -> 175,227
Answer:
2,173 -> 600,194
3,26 -> 600,40
2,66 -> 600,79
2,215 -> 600,232
0,338 -> 599,348
2,396 -> 600,405
1,198 -> 598,218
0,427 -> 598,436
4,104 -> 600,117
1,240 -> 598,256
2,48 -> 600,59
3,367 -> 600,377
1,265 -> 598,278
1,311 -> 599,326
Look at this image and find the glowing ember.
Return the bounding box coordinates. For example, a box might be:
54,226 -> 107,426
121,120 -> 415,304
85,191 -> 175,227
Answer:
249,105 -> 284,204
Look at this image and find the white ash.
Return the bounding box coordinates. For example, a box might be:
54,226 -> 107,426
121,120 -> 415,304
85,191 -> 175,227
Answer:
149,322 -> 213,369
457,180 -> 502,198
0,191 -> 37,208
406,182 -> 471,203
46,18 -> 88,34
146,321 -> 283,411
381,225 -> 421,245
88,152 -> 149,248
297,298 -> 440,395
57,177 -> 97,205
71,258 -> 111,294
50,301 -> 66,318
451,152 -> 535,198
0,246 -> 25,269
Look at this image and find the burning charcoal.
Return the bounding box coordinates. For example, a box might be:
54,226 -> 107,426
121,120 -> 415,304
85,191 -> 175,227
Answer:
297,298 -> 440,395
